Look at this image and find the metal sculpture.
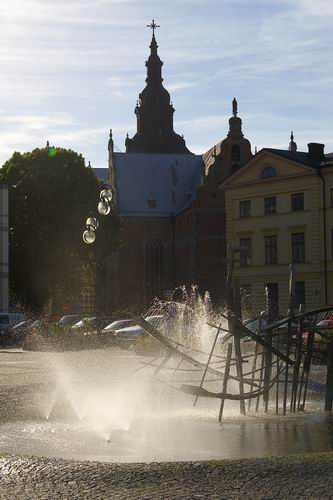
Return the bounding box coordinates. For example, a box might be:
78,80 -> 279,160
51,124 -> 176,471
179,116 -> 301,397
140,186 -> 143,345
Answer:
133,264 -> 333,420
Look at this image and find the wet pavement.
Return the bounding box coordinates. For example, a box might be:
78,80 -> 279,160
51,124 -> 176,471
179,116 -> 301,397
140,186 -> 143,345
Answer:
0,348 -> 332,498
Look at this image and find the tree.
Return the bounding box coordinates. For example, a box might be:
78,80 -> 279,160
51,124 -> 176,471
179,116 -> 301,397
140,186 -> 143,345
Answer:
0,147 -> 120,314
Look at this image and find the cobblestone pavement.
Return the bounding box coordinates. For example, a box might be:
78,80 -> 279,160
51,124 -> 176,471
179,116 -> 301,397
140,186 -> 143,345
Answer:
0,453 -> 333,499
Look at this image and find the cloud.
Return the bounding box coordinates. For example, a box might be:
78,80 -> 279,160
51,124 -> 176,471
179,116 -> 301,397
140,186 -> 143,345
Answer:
0,107 -> 137,166
175,114 -> 229,129
299,0 -> 333,16
0,113 -> 75,130
0,0 -> 332,169
167,82 -> 196,93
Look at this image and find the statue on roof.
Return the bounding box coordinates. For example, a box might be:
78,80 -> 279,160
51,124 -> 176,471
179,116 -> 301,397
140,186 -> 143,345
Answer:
232,98 -> 238,117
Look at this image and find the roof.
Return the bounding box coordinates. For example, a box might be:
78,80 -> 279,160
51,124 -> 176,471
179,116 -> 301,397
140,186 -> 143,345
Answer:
93,168 -> 109,182
113,153 -> 203,217
222,146 -> 333,188
203,141 -> 223,174
262,148 -> 333,169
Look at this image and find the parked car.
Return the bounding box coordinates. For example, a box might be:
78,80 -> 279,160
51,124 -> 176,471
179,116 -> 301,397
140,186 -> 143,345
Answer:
71,316 -> 98,332
0,312 -> 26,332
243,316 -> 298,337
7,319 -> 35,345
58,315 -> 82,327
10,319 -> 34,332
27,320 -> 44,331
243,317 -> 267,334
101,319 -> 133,335
298,315 -> 333,364
71,316 -> 110,334
114,315 -> 164,344
316,316 -> 333,331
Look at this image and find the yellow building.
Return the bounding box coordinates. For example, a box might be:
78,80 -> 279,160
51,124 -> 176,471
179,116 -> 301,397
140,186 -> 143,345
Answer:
223,139 -> 333,316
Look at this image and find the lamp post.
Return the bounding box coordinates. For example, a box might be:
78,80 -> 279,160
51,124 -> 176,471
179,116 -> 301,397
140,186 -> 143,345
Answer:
98,185 -> 113,216
82,183 -> 114,316
83,217 -> 98,244
83,184 -> 114,244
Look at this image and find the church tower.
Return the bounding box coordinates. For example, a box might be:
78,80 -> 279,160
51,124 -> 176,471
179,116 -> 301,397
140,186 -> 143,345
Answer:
204,99 -> 253,185
125,20 -> 191,154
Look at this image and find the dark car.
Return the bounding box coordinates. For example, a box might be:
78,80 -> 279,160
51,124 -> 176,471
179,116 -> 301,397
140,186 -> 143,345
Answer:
306,315 -> 333,363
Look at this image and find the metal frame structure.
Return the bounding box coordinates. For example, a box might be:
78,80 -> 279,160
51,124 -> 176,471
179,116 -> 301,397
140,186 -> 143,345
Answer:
133,262 -> 333,420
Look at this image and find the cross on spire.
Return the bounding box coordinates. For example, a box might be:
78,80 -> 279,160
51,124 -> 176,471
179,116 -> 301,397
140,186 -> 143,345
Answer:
147,19 -> 160,36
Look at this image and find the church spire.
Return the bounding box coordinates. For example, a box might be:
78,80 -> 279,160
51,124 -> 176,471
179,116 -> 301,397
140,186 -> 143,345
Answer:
125,21 -> 191,154
145,20 -> 163,85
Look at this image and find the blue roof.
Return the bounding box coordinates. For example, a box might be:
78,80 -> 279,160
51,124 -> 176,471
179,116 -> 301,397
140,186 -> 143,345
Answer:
113,153 -> 203,217
93,168 -> 109,182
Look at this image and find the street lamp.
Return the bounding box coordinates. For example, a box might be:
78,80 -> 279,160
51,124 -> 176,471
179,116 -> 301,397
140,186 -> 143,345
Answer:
83,216 -> 98,244
98,184 -> 113,216
83,184 -> 114,244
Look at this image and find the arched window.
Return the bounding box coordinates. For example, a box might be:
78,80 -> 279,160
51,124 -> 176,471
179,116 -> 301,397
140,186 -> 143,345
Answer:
231,144 -> 240,161
145,239 -> 164,298
261,166 -> 277,179
230,163 -> 239,174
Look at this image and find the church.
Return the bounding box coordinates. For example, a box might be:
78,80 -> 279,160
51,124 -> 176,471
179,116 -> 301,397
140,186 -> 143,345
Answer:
106,22 -> 253,309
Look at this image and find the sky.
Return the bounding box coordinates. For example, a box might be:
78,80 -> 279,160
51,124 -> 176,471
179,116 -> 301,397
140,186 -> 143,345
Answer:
0,0 -> 332,168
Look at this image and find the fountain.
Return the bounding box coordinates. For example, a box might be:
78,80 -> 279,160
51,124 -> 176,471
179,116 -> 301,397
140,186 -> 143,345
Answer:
1,276 -> 333,463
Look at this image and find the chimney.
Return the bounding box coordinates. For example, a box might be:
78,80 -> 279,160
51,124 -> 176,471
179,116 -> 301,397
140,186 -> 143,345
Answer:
308,143 -> 325,159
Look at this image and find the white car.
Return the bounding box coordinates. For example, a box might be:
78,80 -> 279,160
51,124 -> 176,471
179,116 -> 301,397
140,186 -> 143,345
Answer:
114,315 -> 164,342
101,319 -> 133,335
71,317 -> 97,330
58,315 -> 82,327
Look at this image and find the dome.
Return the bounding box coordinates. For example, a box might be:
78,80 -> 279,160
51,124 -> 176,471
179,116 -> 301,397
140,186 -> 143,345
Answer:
140,83 -> 170,106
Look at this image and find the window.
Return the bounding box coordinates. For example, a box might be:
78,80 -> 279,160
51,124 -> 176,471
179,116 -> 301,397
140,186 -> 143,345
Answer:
239,200 -> 251,218
145,239 -> 164,298
231,163 -> 239,174
264,196 -> 276,215
231,144 -> 240,161
295,281 -> 305,308
265,283 -> 279,319
261,166 -> 276,179
292,232 -> 305,262
147,192 -> 156,208
291,192 -> 304,211
265,235 -> 277,264
240,238 -> 251,265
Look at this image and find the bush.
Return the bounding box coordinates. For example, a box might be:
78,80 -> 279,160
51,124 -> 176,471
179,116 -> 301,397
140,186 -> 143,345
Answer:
22,321 -> 108,351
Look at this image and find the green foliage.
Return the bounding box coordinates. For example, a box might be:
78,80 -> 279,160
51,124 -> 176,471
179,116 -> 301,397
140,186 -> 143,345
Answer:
0,147 -> 120,312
